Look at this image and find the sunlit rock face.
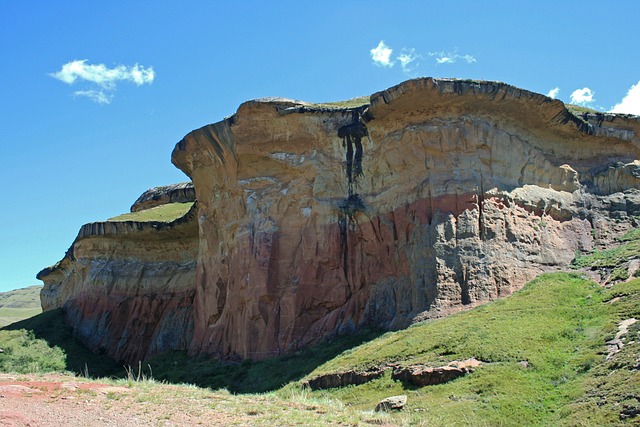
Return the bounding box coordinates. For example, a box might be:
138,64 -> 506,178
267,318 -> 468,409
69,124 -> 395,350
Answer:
171,78 -> 640,361
40,78 -> 640,363
37,205 -> 199,362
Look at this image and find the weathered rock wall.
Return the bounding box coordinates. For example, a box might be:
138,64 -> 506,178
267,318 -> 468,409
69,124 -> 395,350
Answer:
39,77 -> 640,363
38,205 -> 198,362
170,78 -> 640,360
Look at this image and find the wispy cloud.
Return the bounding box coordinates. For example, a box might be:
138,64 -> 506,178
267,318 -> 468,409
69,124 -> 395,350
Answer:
370,41 -> 476,75
51,59 -> 155,104
547,87 -> 560,99
370,41 -> 394,67
397,48 -> 420,73
569,87 -> 595,106
610,80 -> 640,115
429,50 -> 476,65
73,90 -> 113,105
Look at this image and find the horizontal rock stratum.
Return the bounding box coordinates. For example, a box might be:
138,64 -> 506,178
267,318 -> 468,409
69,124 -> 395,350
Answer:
38,78 -> 640,362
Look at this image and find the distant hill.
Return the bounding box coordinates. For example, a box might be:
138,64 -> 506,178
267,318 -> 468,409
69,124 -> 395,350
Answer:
0,285 -> 42,327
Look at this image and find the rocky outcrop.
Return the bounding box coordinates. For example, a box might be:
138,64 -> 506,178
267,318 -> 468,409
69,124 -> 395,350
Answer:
391,358 -> 482,386
305,368 -> 386,390
37,202 -> 198,362
40,77 -> 640,363
130,182 -> 195,212
375,395 -> 407,412
606,318 -> 638,361
171,78 -> 640,361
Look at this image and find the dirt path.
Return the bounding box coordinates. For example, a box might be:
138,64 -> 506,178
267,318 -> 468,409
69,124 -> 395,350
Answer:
0,373 -> 246,426
0,373 -> 375,427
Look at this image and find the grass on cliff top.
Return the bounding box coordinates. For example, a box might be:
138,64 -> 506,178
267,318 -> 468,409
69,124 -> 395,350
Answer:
0,285 -> 42,327
107,201 -> 193,223
310,96 -> 370,109
566,104 -> 600,115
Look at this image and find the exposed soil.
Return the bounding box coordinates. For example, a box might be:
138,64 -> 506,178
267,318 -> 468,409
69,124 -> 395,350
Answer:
0,373 -> 377,427
0,373 -> 247,426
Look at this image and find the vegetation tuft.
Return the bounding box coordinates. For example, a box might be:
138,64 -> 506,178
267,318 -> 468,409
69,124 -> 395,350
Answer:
1,309 -> 122,377
566,104 -> 600,115
573,227 -> 640,282
310,96 -> 370,109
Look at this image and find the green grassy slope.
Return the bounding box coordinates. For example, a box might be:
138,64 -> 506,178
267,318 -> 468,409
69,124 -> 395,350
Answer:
573,228 -> 640,282
3,273 -> 636,425
1,309 -> 122,376
0,285 -> 42,327
297,273 -> 639,426
288,228 -> 640,425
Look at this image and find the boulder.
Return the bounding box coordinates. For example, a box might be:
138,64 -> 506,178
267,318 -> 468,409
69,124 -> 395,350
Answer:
305,368 -> 385,390
392,358 -> 482,386
375,395 -> 407,412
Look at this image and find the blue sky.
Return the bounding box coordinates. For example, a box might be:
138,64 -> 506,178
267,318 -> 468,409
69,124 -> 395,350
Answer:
1,1 -> 639,292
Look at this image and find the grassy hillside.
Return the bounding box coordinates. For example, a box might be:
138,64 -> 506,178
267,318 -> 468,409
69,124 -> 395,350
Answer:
1,309 -> 122,376
573,227 -> 640,282
1,230 -> 639,425
298,274 -> 639,425
0,285 -> 42,327
2,274 -> 636,425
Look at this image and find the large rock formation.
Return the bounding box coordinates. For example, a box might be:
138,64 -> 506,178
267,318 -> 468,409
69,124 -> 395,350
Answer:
39,78 -> 640,363
37,191 -> 198,362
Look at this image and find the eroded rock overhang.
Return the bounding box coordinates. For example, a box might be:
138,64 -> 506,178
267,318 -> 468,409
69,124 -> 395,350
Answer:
170,77 -> 640,360
37,77 -> 640,363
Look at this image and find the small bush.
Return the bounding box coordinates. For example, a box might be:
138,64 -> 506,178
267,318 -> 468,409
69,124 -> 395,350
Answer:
0,329 -> 66,373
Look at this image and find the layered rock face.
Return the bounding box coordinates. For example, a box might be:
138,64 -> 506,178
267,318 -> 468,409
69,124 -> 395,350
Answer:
40,78 -> 640,363
38,196 -> 198,362
173,78 -> 640,361
130,182 -> 195,212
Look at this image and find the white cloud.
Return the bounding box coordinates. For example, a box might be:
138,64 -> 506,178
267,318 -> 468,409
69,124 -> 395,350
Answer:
547,87 -> 560,99
398,49 -> 419,73
74,90 -> 113,105
51,60 -> 154,88
461,54 -> 476,63
430,50 -> 476,64
610,80 -> 640,115
570,87 -> 595,106
435,56 -> 454,64
370,41 -> 394,67
51,59 -> 155,103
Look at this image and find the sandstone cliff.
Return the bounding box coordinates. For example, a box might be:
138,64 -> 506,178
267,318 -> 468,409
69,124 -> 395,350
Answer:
39,78 -> 640,363
38,192 -> 198,362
